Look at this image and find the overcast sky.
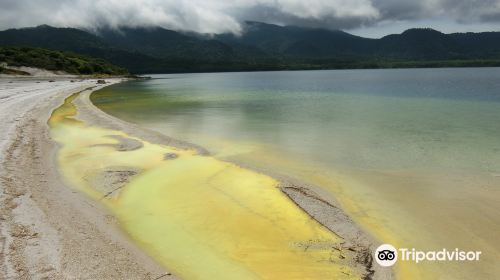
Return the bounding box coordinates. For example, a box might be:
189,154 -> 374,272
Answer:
1,0 -> 500,38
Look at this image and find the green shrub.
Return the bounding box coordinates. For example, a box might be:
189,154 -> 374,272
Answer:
0,47 -> 128,75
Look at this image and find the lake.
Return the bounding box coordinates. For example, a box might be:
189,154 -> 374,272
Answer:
92,68 -> 500,279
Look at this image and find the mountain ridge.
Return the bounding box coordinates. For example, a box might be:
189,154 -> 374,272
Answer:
1,22 -> 500,73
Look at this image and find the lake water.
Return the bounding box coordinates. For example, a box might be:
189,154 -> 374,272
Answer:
92,68 -> 500,279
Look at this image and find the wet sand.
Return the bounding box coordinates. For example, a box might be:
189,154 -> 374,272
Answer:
0,77 -> 392,279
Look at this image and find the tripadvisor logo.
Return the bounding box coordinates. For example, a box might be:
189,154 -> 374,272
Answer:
375,244 -> 398,267
374,244 -> 482,267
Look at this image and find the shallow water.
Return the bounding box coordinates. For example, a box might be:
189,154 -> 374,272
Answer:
92,68 -> 500,279
49,94 -> 363,279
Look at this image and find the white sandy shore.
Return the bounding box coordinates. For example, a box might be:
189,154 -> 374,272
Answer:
0,78 -> 175,279
0,77 -> 392,279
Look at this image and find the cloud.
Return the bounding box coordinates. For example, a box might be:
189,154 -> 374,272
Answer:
0,0 -> 242,33
230,1 -> 380,30
373,0 -> 500,23
0,0 -> 500,34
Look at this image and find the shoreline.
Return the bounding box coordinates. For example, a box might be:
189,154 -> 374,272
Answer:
1,76 -> 392,279
0,77 -> 173,279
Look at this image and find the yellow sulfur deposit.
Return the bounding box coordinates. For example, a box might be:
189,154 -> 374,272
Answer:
48,93 -> 361,279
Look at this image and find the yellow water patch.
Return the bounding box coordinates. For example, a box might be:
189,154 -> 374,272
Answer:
223,144 -> 500,280
48,94 -> 362,279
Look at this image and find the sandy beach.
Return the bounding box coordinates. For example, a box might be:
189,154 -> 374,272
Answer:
0,77 -> 392,279
0,78 -> 174,279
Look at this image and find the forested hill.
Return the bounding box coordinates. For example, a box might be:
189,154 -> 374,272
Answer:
0,47 -> 128,75
1,22 -> 500,73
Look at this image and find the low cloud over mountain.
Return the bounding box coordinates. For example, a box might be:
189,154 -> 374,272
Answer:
1,0 -> 500,35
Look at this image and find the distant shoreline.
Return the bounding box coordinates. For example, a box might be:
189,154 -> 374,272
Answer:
136,63 -> 500,75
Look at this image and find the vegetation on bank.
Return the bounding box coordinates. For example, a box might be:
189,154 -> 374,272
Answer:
266,58 -> 500,71
1,46 -> 498,75
0,47 -> 128,75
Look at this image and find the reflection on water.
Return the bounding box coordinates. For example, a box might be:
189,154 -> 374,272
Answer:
92,68 -> 500,279
49,94 -> 365,279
